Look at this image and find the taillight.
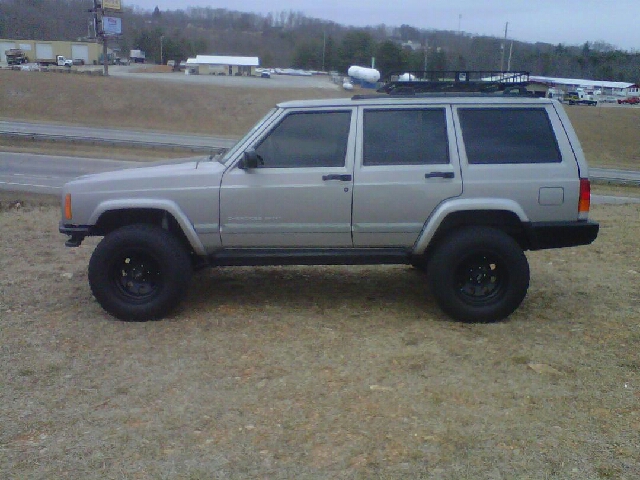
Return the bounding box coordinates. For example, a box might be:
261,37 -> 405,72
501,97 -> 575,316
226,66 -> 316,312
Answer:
64,193 -> 72,220
578,178 -> 590,219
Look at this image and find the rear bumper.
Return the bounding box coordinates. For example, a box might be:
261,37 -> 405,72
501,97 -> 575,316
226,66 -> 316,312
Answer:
526,221 -> 599,250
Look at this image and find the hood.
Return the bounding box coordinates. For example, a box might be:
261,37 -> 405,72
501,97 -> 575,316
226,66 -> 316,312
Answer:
65,158 -> 224,194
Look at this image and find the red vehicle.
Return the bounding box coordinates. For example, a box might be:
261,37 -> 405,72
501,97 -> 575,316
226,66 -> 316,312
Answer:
618,97 -> 640,105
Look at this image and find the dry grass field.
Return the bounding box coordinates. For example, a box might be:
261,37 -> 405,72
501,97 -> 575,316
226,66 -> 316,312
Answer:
1,194 -> 639,479
1,69 -> 639,479
1,69 -> 640,169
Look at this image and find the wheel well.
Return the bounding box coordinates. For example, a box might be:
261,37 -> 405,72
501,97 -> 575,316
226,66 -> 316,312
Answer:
424,210 -> 529,260
95,208 -> 193,252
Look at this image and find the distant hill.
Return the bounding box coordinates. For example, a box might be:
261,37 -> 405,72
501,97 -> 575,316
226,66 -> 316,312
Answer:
1,0 -> 638,82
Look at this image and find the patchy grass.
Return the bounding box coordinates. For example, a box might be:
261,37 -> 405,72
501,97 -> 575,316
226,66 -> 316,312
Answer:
565,105 -> 640,170
0,69 -> 346,137
1,196 -> 639,479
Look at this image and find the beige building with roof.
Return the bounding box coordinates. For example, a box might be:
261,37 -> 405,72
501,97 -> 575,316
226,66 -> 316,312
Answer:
0,39 -> 101,65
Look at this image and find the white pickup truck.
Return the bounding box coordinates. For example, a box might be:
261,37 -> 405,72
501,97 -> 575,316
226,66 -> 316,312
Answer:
37,55 -> 73,67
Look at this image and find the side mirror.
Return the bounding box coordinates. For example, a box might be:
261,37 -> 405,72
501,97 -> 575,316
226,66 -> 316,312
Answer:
239,149 -> 260,169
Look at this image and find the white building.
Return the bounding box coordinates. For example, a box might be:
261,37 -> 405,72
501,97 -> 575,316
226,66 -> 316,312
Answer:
529,76 -> 638,98
185,55 -> 259,76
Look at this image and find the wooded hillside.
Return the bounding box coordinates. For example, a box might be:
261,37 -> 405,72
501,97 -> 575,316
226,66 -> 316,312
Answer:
1,0 -> 638,82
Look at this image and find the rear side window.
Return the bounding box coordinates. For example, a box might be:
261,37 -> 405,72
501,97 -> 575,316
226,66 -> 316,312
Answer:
255,111 -> 351,168
458,108 -> 562,164
363,109 -> 449,166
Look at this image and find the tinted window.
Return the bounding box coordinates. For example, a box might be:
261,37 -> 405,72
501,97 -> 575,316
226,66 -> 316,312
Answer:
363,109 -> 449,166
255,111 -> 351,168
459,108 -> 562,164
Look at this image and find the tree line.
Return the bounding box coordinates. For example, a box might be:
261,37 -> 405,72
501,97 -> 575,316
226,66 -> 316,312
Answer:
1,0 -> 638,82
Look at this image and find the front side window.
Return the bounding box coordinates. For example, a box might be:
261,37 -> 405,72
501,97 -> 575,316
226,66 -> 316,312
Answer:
458,108 -> 562,164
363,108 -> 449,166
254,111 -> 351,168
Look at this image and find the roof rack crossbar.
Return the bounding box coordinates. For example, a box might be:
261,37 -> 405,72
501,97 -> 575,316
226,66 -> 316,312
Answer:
377,70 -> 530,95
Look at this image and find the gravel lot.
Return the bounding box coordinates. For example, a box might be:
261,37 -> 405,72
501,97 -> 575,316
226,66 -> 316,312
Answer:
108,65 -> 341,90
1,193 -> 639,479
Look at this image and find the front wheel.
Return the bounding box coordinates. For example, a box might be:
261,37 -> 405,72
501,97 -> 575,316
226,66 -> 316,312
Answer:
88,224 -> 192,321
427,227 -> 530,322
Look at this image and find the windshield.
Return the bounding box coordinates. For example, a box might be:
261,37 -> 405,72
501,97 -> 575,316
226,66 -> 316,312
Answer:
221,108 -> 279,165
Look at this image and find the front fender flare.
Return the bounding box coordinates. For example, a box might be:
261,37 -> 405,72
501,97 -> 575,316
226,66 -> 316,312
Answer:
89,198 -> 207,256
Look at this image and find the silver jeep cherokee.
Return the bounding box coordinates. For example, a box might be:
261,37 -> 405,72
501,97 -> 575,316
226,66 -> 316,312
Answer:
60,73 -> 599,323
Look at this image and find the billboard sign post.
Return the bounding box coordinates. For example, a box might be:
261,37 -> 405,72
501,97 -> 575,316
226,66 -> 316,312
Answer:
102,0 -> 122,11
103,17 -> 122,36
90,0 -> 123,75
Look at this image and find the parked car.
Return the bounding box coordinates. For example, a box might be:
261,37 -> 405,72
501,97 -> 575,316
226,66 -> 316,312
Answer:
617,97 -> 640,105
60,73 -> 599,323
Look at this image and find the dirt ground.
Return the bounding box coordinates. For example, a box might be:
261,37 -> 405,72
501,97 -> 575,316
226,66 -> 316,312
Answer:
1,193 -> 639,479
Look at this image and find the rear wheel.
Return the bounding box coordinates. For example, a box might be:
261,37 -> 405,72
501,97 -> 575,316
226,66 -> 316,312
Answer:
427,227 -> 530,322
88,224 -> 192,321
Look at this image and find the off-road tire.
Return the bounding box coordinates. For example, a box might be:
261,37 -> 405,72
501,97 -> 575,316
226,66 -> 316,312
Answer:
427,227 -> 530,323
88,224 -> 192,321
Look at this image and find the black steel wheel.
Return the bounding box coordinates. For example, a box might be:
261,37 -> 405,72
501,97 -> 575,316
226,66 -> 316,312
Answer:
88,224 -> 192,321
110,249 -> 163,302
427,227 -> 530,322
454,252 -> 507,306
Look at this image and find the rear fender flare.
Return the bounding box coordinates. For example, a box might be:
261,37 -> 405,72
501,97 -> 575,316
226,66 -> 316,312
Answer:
413,198 -> 529,255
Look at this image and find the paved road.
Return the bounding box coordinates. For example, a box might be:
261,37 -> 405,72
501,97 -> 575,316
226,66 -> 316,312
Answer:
1,121 -> 639,187
0,120 -> 236,152
2,152 -> 639,207
0,151 -> 143,195
590,167 -> 640,185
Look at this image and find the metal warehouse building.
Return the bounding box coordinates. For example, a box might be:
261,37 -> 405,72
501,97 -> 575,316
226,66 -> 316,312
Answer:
0,39 -> 101,65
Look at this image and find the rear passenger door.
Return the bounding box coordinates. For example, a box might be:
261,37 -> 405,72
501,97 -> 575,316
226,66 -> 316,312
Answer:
352,106 -> 463,247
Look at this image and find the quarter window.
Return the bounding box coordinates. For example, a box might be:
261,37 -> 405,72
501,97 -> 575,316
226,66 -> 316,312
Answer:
459,108 -> 562,164
254,111 -> 351,168
363,109 -> 449,166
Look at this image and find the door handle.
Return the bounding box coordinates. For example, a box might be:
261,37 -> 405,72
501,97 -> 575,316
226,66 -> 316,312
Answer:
425,171 -> 455,179
322,174 -> 352,181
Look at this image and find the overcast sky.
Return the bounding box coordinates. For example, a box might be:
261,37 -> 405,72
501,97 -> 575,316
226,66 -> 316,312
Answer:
126,0 -> 639,51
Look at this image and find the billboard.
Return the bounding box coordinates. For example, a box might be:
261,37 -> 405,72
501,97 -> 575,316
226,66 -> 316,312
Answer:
103,16 -> 122,35
102,0 -> 122,11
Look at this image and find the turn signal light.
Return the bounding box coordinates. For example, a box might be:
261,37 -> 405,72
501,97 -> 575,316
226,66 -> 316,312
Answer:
578,178 -> 590,218
64,194 -> 72,220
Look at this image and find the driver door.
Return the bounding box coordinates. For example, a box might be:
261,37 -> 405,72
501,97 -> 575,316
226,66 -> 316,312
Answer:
220,109 -> 356,248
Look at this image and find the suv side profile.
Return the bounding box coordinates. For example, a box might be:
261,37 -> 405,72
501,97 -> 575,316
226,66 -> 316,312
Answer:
60,72 -> 599,323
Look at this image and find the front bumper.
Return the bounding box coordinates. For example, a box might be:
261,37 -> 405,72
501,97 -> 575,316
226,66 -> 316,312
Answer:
59,223 -> 92,247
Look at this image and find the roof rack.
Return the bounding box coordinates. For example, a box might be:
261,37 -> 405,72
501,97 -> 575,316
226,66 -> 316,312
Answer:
377,70 -> 531,95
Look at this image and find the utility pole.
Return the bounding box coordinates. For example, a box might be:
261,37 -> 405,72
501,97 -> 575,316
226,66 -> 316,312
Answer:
321,31 -> 326,72
500,22 -> 508,72
90,0 -> 108,76
423,43 -> 428,72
